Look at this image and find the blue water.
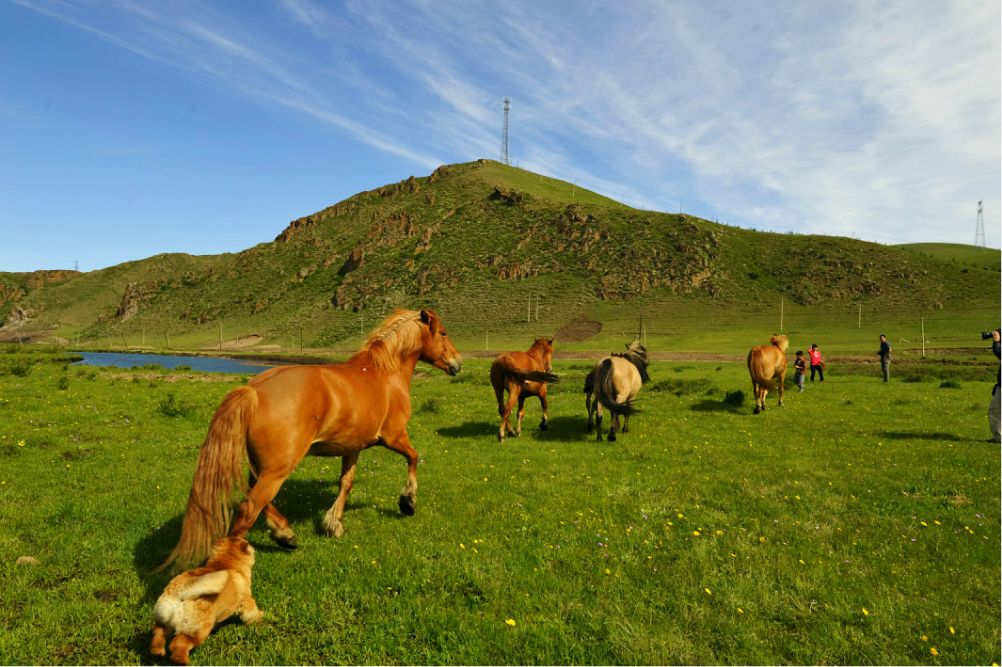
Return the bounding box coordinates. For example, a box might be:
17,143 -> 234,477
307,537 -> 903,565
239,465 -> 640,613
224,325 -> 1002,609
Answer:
74,351 -> 272,374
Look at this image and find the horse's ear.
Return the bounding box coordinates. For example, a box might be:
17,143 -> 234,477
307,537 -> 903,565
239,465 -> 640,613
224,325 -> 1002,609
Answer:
547,336 -> 555,345
420,309 -> 440,334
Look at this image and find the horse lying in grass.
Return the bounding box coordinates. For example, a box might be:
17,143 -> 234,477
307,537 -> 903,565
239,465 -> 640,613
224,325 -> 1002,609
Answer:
585,340 -> 650,441
747,334 -> 789,414
158,309 -> 462,571
490,337 -> 558,441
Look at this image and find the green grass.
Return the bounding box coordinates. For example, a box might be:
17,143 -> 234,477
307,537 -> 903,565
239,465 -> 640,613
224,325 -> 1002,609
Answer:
0,348 -> 998,664
5,161 -> 998,356
897,243 -> 1001,272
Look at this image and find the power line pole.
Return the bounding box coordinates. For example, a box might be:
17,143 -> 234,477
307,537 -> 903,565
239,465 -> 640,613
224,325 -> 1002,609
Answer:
975,200 -> 985,247
501,97 -> 510,166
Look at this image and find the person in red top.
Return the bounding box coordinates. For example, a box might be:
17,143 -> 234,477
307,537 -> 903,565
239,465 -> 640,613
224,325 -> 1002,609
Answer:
808,343 -> 824,383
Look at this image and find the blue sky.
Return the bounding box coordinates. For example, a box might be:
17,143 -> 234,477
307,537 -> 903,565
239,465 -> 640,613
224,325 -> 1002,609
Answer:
2,0 -> 999,273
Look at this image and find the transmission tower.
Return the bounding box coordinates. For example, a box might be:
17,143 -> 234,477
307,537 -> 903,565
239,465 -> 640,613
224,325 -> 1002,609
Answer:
975,200 -> 985,247
501,97 -> 510,166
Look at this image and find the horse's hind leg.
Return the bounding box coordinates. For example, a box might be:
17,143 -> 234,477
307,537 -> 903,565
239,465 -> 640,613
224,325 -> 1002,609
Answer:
500,386 -> 519,441
230,468 -> 293,540
516,394 -> 527,436
607,413 -> 619,442
595,403 -> 604,441
538,389 -> 549,431
323,452 -> 358,538
249,472 -> 297,549
586,392 -> 594,432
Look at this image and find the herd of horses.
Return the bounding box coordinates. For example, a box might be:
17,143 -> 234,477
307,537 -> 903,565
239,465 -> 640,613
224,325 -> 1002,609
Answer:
158,309 -> 785,571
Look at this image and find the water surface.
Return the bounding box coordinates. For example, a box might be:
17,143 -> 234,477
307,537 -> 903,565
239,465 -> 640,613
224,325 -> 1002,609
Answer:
74,351 -> 271,374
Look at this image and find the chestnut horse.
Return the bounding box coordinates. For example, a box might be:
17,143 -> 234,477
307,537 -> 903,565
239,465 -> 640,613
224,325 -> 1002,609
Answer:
585,340 -> 650,441
158,309 -> 461,570
490,337 -> 558,441
747,334 -> 789,414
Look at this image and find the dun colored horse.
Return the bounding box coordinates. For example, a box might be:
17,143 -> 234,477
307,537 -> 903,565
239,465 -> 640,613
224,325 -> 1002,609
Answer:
747,334 -> 789,414
585,340 -> 650,441
158,309 -> 462,570
490,337 -> 558,441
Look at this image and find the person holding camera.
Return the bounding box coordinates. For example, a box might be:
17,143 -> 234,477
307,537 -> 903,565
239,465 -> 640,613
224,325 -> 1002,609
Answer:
988,329 -> 1001,443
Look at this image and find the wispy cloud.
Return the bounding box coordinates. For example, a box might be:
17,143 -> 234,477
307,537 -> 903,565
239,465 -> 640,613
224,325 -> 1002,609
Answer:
13,0 -> 1000,245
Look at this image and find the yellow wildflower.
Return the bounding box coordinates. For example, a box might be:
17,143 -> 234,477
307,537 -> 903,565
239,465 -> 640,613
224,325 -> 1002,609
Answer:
505,618 -> 516,627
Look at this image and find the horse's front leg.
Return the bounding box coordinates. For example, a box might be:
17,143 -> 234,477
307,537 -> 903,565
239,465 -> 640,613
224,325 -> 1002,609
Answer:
777,371 -> 785,407
381,432 -> 419,516
323,452 -> 359,538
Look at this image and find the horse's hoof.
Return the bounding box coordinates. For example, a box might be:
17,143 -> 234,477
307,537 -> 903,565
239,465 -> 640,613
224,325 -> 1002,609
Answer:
275,535 -> 298,550
539,421 -> 548,431
753,407 -> 760,415
399,495 -> 416,516
608,433 -> 617,442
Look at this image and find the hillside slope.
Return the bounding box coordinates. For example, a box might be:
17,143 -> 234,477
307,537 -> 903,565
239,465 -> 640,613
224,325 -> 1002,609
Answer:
3,160 -> 998,349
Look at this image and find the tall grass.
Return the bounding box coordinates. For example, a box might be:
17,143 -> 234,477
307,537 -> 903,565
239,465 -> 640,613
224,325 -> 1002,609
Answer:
0,351 -> 998,664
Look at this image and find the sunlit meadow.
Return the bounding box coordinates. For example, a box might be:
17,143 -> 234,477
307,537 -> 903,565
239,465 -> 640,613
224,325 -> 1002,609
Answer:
0,348 -> 998,664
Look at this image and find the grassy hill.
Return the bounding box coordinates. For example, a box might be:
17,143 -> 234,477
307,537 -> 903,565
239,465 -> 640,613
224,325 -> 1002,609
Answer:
2,160 -> 998,353
896,243 -> 1000,272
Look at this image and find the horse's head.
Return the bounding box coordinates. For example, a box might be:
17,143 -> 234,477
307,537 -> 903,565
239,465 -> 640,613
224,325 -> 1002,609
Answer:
532,336 -> 556,372
625,339 -> 648,360
419,309 -> 462,376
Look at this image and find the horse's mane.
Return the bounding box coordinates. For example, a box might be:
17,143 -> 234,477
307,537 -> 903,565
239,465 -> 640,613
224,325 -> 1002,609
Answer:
613,341 -> 650,384
357,309 -> 425,373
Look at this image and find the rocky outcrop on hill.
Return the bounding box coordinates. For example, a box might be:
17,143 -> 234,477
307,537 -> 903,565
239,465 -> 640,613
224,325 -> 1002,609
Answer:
115,282 -> 146,321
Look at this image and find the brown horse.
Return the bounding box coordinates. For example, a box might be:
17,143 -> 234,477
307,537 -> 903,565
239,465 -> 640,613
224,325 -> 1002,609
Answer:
490,337 -> 558,441
747,334 -> 789,414
158,309 -> 462,571
585,340 -> 650,441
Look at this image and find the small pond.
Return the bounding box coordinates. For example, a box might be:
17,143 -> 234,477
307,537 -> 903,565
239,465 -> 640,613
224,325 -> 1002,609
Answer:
73,351 -> 272,374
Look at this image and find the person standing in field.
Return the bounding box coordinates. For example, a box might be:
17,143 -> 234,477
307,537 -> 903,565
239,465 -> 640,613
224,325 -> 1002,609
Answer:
989,329 -> 1000,443
808,343 -> 824,383
878,334 -> 892,382
793,350 -> 806,392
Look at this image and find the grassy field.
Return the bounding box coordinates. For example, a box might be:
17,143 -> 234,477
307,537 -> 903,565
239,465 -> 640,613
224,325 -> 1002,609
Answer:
0,346 -> 999,664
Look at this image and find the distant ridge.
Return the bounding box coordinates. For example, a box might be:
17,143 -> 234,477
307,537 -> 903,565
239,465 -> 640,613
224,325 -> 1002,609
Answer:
2,160 -> 998,348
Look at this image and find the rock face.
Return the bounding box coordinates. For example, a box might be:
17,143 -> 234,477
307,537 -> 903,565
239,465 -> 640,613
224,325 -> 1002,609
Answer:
115,283 -> 146,321
2,304 -> 31,328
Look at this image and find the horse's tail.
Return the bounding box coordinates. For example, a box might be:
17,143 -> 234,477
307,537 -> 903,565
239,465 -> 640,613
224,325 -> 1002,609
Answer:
155,386 -> 257,572
498,355 -> 559,385
596,358 -> 638,416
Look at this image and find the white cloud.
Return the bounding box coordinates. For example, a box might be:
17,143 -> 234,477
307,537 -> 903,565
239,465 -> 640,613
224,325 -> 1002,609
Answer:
13,0 -> 1001,247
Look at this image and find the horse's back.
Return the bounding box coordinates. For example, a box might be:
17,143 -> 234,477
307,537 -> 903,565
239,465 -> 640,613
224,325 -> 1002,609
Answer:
247,364 -> 394,451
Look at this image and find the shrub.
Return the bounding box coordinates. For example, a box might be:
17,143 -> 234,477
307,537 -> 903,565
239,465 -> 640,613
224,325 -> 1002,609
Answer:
9,360 -> 32,377
723,390 -> 745,406
157,392 -> 194,418
939,380 -> 962,389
